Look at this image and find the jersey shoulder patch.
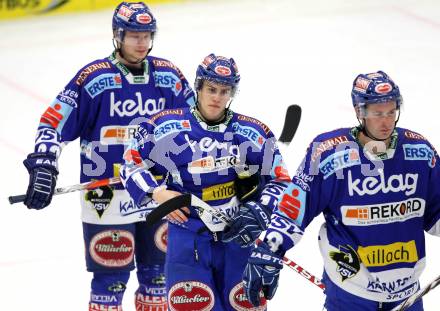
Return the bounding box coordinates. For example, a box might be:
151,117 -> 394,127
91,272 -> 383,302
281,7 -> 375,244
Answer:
148,108 -> 188,125
309,128 -> 353,163
234,113 -> 272,137
74,59 -> 114,86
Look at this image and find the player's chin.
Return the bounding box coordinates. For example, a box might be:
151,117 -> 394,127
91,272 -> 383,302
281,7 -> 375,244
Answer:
132,51 -> 148,59
377,130 -> 392,140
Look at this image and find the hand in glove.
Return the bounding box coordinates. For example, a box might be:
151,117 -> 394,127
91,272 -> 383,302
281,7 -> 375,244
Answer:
243,241 -> 283,307
23,152 -> 58,210
222,201 -> 271,247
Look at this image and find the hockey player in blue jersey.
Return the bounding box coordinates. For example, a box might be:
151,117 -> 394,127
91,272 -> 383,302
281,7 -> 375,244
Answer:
120,53 -> 290,310
242,71 -> 440,310
22,2 -> 195,310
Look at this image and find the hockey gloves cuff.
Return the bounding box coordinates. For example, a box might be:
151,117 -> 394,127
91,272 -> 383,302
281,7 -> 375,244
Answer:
222,201 -> 271,247
23,152 -> 59,210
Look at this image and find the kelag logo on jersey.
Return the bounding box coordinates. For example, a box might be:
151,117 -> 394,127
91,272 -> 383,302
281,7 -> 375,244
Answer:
341,198 -> 425,226
154,72 -> 182,96
319,149 -> 360,179
232,122 -> 265,149
154,119 -> 191,141
85,73 -> 122,98
347,170 -> 418,197
110,92 -> 166,117
403,144 -> 436,168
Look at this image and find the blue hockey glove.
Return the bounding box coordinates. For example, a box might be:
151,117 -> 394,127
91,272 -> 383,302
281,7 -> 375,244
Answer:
222,201 -> 271,247
243,242 -> 283,307
23,152 -> 58,210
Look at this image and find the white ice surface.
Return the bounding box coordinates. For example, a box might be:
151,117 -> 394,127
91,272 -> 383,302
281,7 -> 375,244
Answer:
1,0 -> 440,309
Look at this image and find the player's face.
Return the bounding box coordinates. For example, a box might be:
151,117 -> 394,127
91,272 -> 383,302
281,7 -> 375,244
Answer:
197,81 -> 232,121
120,31 -> 152,61
363,101 -> 398,140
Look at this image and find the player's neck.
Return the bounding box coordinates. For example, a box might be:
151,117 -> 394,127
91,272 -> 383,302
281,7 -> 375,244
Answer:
116,52 -> 143,69
358,131 -> 391,154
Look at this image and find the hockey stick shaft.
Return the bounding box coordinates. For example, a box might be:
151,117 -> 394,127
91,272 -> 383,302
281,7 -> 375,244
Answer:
8,177 -> 121,204
391,274 -> 440,311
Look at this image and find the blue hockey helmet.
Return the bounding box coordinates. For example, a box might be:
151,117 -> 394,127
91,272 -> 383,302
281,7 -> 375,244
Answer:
112,2 -> 157,41
351,71 -> 402,108
194,53 -> 241,94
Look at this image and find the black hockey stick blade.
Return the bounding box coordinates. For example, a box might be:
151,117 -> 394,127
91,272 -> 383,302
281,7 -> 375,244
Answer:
278,104 -> 302,145
145,193 -> 191,227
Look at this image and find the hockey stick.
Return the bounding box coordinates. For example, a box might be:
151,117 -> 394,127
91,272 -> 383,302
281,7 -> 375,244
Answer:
146,193 -> 324,290
8,177 -> 121,204
8,105 -> 302,205
391,274 -> 440,311
145,193 -> 232,227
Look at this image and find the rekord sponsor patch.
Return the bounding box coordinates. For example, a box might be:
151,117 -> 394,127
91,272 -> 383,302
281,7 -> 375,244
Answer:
277,183 -> 306,226
319,149 -> 360,179
341,198 -> 425,226
154,119 -> 191,140
85,73 -> 122,98
89,230 -> 134,267
168,281 -> 214,311
229,282 -> 267,311
153,71 -> 182,96
403,143 -> 436,168
232,122 -> 265,149
100,125 -> 138,145
357,241 -> 418,267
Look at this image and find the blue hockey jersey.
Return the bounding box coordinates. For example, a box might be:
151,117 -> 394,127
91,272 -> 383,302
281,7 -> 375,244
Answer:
120,107 -> 290,233
33,52 -> 195,224
266,126 -> 440,302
